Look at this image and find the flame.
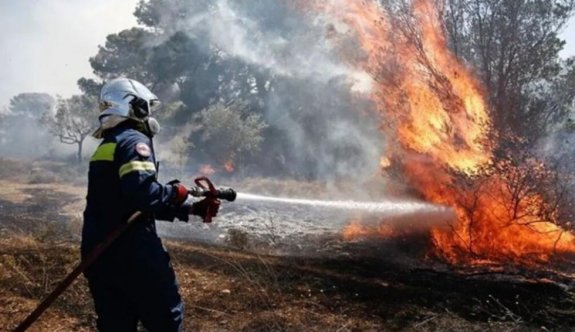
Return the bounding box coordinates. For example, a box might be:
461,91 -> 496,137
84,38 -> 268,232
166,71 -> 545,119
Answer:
379,156 -> 391,169
224,160 -> 235,173
342,220 -> 394,241
199,164 -> 216,176
308,0 -> 575,266
429,162 -> 575,264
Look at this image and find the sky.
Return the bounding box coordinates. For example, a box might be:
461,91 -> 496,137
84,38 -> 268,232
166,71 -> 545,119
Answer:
560,16 -> 575,59
0,0 -> 139,110
0,1 -> 574,111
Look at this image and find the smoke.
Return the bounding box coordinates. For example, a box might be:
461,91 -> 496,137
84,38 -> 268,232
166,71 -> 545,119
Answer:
0,93 -> 55,159
0,114 -> 54,159
535,129 -> 575,185
158,1 -> 367,84
152,0 -> 384,181
0,93 -> 98,160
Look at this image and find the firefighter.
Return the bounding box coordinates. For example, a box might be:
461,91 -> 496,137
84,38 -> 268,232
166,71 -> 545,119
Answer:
82,78 -> 218,331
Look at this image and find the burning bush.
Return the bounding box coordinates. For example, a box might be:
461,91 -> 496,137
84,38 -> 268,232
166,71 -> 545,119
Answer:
429,153 -> 575,265
312,0 -> 575,267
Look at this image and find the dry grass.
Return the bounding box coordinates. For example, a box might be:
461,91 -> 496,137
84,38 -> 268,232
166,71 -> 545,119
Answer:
0,239 -> 93,332
1,232 -> 571,331
0,162 -> 573,331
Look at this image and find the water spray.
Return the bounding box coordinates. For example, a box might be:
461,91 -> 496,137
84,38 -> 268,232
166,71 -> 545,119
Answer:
188,181 -> 449,217
228,192 -> 455,237
187,178 -> 451,218
235,193 -> 448,215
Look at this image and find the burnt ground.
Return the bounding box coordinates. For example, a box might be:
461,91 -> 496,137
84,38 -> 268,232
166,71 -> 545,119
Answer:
1,176 -> 575,331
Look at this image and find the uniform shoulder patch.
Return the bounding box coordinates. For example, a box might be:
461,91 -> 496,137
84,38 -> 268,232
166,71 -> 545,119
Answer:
135,142 -> 152,157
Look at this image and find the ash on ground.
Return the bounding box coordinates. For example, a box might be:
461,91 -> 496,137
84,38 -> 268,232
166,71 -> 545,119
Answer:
157,195 -> 444,262
159,198 -> 350,246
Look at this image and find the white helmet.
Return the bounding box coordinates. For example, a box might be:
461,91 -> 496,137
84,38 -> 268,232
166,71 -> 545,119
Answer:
93,78 -> 161,138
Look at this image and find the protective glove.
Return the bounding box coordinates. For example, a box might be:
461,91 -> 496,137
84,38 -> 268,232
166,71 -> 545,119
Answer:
191,197 -> 221,222
168,180 -> 189,205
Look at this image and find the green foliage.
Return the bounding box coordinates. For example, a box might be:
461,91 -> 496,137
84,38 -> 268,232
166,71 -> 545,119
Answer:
147,32 -> 202,85
77,77 -> 104,98
134,0 -> 210,29
89,28 -> 156,84
199,101 -> 268,167
8,93 -> 55,118
91,0 -> 273,113
72,0 -> 276,170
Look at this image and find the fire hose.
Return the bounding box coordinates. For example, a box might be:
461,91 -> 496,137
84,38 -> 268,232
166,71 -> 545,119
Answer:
13,176 -> 236,332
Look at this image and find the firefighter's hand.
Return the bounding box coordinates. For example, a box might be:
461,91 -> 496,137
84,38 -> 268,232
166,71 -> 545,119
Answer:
191,198 -> 220,219
169,180 -> 189,205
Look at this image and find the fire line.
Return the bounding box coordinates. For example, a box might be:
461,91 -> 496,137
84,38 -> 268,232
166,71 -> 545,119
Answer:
306,0 -> 575,266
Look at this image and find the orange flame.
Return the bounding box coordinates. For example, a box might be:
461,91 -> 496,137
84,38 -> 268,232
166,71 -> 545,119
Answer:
224,160 -> 235,173
379,156 -> 391,169
342,220 -> 394,241
199,164 -> 216,176
309,0 -> 575,265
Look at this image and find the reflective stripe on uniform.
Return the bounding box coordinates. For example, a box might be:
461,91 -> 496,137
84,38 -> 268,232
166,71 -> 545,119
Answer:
90,143 -> 117,162
119,161 -> 156,178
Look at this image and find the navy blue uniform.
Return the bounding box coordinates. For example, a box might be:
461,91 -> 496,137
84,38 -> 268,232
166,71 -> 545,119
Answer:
82,122 -> 188,332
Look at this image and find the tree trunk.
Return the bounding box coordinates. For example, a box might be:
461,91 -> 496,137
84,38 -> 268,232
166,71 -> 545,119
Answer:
77,138 -> 84,164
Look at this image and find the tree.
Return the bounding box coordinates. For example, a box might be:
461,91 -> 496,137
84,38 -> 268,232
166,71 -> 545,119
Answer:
88,0 -> 278,172
521,59 -> 575,138
440,0 -> 575,142
9,93 -> 55,117
92,0 -> 276,113
89,28 -> 156,85
0,93 -> 55,158
198,101 -> 268,171
45,95 -> 98,163
77,77 -> 104,98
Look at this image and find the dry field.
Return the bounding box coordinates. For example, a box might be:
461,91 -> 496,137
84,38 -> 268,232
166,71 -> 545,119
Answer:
1,159 -> 574,331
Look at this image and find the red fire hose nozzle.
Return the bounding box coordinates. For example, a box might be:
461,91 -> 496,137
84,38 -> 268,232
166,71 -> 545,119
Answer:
189,176 -> 236,223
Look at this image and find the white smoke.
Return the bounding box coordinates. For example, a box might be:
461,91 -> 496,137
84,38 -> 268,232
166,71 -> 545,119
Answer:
154,0 -> 384,180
